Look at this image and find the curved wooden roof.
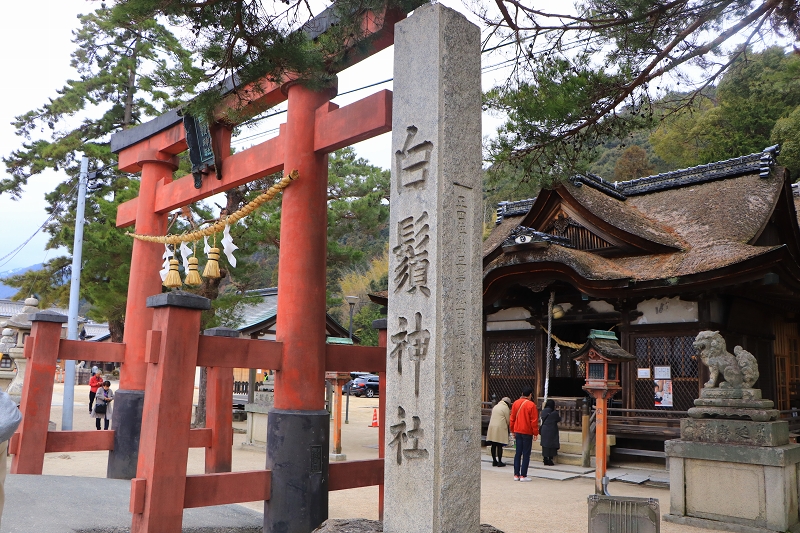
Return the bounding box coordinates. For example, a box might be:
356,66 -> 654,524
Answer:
484,148 -> 800,299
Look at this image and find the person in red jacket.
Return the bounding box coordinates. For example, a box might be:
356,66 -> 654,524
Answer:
509,386 -> 539,482
89,371 -> 104,414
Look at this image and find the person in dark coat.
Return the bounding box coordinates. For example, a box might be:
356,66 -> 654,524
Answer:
539,399 -> 561,466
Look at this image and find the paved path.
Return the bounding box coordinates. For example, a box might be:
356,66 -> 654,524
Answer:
480,453 -> 670,486
1,475 -> 262,533
3,383 -> 712,533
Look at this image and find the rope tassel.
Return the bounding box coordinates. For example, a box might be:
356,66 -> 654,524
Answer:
184,257 -> 202,286
203,248 -> 221,278
163,259 -> 182,288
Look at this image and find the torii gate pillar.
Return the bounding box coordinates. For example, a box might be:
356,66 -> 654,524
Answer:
110,154 -> 178,480
266,82 -> 336,531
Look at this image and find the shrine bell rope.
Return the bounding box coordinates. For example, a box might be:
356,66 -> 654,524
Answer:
127,170 -> 298,244
540,325 -> 584,350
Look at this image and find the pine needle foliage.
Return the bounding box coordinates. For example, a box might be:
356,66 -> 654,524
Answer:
481,0 -> 800,183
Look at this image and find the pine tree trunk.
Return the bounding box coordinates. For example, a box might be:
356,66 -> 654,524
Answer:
108,319 -> 125,344
190,187 -> 243,429
193,367 -> 208,428
192,267 -> 227,429
123,39 -> 138,128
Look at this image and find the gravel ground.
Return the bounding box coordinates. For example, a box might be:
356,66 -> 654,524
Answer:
17,382 -> 714,533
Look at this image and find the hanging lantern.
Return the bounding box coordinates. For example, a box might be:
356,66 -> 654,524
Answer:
163,259 -> 182,288
184,257 -> 203,286
203,247 -> 221,278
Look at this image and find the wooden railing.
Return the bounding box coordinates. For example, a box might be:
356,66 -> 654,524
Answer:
554,404 -> 583,430
604,408 -> 686,440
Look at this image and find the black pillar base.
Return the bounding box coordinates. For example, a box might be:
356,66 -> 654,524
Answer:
265,409 -> 329,533
106,389 -> 144,479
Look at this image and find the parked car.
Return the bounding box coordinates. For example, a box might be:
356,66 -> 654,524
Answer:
342,372 -> 376,394
348,374 -> 379,397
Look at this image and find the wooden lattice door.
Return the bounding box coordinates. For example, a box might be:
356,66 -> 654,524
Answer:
633,335 -> 699,413
486,338 -> 536,402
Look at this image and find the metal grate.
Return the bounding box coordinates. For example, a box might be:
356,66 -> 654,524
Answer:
588,495 -> 660,533
487,339 -> 536,401
634,336 -> 698,414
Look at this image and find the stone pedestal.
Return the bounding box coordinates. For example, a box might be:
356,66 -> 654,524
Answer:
5,297 -> 39,403
244,391 -> 274,448
666,387 -> 800,533
0,326 -> 15,391
688,388 -> 779,422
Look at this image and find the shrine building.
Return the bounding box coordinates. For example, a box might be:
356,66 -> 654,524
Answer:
479,145 -> 800,449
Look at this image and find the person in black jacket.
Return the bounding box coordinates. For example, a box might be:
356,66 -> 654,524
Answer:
539,399 -> 561,466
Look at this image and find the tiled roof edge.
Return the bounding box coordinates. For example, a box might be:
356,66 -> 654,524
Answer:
496,198 -> 536,225
569,173 -> 627,200
617,145 -> 780,196
244,287 -> 278,297
493,146 -> 782,219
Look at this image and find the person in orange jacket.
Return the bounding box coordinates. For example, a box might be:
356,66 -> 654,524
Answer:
509,386 -> 539,482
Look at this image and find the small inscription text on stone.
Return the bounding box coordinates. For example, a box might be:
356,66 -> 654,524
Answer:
451,192 -> 471,430
310,445 -> 322,473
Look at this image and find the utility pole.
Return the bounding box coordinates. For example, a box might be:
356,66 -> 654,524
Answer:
62,155 -> 88,431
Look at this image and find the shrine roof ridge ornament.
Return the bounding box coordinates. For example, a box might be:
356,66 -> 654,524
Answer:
569,173 -> 627,201
501,225 -> 572,252
110,1 -> 423,155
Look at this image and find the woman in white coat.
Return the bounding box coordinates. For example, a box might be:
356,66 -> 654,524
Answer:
486,397 -> 512,467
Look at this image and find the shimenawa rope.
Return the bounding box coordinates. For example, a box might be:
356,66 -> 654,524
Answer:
127,170 -> 298,244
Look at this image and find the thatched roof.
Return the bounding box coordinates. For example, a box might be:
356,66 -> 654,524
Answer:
484,147 -> 795,293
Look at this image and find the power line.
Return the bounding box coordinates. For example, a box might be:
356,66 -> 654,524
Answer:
230,56 -> 516,146
0,183 -> 79,270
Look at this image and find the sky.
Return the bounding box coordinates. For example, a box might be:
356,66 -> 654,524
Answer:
0,0 -> 509,273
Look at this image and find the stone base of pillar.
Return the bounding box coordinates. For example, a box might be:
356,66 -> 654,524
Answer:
265,409 -> 329,532
665,438 -> 800,533
330,453 -> 347,462
107,389 -> 144,480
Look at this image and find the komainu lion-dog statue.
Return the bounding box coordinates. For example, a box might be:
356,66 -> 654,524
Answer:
693,331 -> 759,389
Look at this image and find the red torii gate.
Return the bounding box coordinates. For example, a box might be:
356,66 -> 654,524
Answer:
113,6 -> 399,531
9,295 -> 388,532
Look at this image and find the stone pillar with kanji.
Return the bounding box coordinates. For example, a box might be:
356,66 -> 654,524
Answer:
384,4 -> 483,532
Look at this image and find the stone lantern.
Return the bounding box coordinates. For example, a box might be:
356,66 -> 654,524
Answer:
5,297 -> 40,402
0,322 -> 15,390
572,330 -> 635,494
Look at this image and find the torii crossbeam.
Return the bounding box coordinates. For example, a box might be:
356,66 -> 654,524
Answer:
108,6 -> 407,531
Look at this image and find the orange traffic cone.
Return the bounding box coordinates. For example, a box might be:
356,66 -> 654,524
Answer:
369,408 -> 379,428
